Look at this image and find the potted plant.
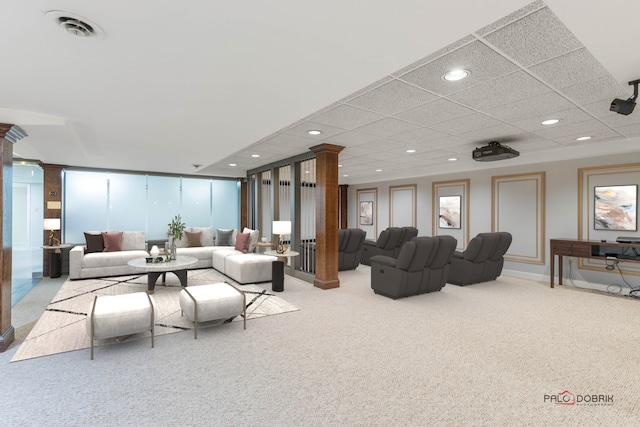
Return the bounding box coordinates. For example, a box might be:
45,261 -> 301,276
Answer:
167,214 -> 186,260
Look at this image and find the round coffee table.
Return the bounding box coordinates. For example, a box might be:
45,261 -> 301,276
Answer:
127,256 -> 198,293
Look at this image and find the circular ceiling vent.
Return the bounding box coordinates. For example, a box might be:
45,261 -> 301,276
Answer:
45,11 -> 105,38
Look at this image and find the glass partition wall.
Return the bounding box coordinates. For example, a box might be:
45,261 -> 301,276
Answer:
248,156 -> 316,280
64,170 -> 240,244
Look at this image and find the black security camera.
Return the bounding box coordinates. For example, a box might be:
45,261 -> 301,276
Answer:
610,79 -> 639,115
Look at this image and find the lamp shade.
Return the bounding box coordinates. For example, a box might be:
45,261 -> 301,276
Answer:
44,218 -> 61,231
272,220 -> 291,235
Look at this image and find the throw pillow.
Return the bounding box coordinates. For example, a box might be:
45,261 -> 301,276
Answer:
216,229 -> 235,246
190,226 -> 214,246
84,232 -> 104,253
234,232 -> 251,253
102,231 -> 123,252
185,230 -> 203,247
242,227 -> 260,252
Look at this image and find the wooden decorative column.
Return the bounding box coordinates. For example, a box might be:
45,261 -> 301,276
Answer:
41,164 -> 65,277
339,184 -> 348,229
0,124 -> 15,351
310,143 -> 344,290
240,179 -> 248,230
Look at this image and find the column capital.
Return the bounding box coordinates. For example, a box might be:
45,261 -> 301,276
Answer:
309,143 -> 344,155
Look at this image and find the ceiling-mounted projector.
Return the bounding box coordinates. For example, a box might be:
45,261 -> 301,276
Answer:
610,79 -> 639,115
473,141 -> 519,162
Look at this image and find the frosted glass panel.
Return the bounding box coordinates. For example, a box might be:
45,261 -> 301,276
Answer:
212,180 -> 239,230
182,177 -> 212,227
65,170 -> 108,243
147,176 -> 181,240
108,173 -> 147,232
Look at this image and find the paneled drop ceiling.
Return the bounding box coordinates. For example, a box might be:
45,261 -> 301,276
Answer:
210,2 -> 640,183
3,1 -> 640,184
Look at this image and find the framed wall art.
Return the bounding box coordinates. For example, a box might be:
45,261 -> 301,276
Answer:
593,184 -> 637,231
360,201 -> 373,226
438,195 -> 461,229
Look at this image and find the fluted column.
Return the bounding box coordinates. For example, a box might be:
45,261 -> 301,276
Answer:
309,143 -> 344,290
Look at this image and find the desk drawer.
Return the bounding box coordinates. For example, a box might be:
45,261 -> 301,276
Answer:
552,242 -> 591,257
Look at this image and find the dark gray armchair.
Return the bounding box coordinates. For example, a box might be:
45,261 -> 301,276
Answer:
338,228 -> 366,270
361,226 -> 418,265
448,232 -> 512,286
370,235 -> 457,299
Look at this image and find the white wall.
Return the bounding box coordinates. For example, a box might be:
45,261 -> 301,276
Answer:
348,152 -> 640,292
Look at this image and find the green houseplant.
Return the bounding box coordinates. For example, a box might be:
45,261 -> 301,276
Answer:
167,214 -> 186,260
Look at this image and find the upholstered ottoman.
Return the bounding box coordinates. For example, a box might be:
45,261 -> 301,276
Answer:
224,253 -> 276,284
86,292 -> 157,360
179,283 -> 246,339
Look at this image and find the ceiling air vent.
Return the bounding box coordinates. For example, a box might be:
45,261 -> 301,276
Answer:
45,11 -> 105,38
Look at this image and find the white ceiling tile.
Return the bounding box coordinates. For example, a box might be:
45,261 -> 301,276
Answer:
484,91 -> 575,122
598,109 -> 640,127
281,122 -> 346,140
398,41 -> 519,96
512,108 -> 595,132
312,104 -> 385,130
429,112 -> 504,134
476,1 -> 545,36
615,123 -> 640,138
552,128 -> 623,144
392,127 -> 449,143
394,98 -> 475,126
423,136 -> 472,150
337,77 -> 393,103
326,131 -> 381,146
529,48 -> 609,89
560,75 -> 629,105
391,35 -> 475,77
483,7 -> 583,67
354,117 -> 422,137
534,119 -> 608,139
448,71 -> 550,111
346,79 -> 437,115
458,124 -> 526,143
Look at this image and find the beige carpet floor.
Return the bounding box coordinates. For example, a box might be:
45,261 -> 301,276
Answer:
10,268 -> 298,362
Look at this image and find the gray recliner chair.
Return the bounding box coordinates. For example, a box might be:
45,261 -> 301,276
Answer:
370,235 -> 457,299
448,232 -> 513,286
338,228 -> 366,271
361,227 -> 417,266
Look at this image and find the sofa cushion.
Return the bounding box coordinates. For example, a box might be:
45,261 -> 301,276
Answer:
242,227 -> 259,252
216,229 -> 235,246
190,226 -> 214,246
102,232 -> 123,252
234,232 -> 251,253
186,230 -> 203,247
84,233 -> 104,253
121,231 -> 146,251
82,250 -> 148,269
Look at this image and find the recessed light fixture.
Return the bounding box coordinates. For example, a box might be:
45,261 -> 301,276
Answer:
338,164 -> 343,168
376,169 -> 383,172
576,136 -> 592,141
448,157 -> 458,161
304,170 -> 310,174
542,119 -> 560,125
443,69 -> 470,81
228,163 -> 237,167
406,149 -> 416,153
251,154 -> 260,158
307,130 -> 322,135
343,174 -> 349,177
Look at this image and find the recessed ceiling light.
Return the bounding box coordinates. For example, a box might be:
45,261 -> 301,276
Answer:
443,69 -> 470,81
338,164 -> 343,168
228,163 -> 237,167
376,169 -> 382,172
542,119 -> 560,125
304,170 -> 310,174
343,174 -> 349,177
406,149 -> 416,153
307,130 -> 322,135
251,154 -> 260,158
576,136 -> 592,141
448,157 -> 458,161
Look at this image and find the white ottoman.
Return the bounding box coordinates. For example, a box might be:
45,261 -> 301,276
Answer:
179,283 -> 246,339
86,292 -> 157,360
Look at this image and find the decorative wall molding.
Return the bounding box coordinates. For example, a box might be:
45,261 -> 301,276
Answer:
389,184 -> 416,228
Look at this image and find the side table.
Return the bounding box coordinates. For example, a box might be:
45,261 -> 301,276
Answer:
264,250 -> 299,292
42,244 -> 73,278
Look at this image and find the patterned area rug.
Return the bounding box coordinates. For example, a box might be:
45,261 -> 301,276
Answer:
11,269 -> 298,362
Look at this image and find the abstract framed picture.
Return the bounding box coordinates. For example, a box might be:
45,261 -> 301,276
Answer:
360,201 -> 373,226
439,195 -> 461,229
594,184 -> 637,231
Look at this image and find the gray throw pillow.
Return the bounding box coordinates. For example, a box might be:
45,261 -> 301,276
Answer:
216,229 -> 235,246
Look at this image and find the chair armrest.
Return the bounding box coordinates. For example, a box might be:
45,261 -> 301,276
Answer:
363,239 -> 376,248
370,255 -> 396,268
452,251 -> 463,259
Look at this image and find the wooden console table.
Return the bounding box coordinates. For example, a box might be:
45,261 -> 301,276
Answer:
550,238 -> 640,288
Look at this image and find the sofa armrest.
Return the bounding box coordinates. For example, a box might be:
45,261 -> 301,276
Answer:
370,255 -> 396,268
362,239 -> 377,248
69,245 -> 85,279
452,251 -> 463,259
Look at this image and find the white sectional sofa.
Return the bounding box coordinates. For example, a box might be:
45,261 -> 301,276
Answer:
69,227 -> 277,285
69,231 -> 149,280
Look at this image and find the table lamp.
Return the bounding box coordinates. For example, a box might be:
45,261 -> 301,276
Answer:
44,218 -> 61,246
272,220 -> 291,254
